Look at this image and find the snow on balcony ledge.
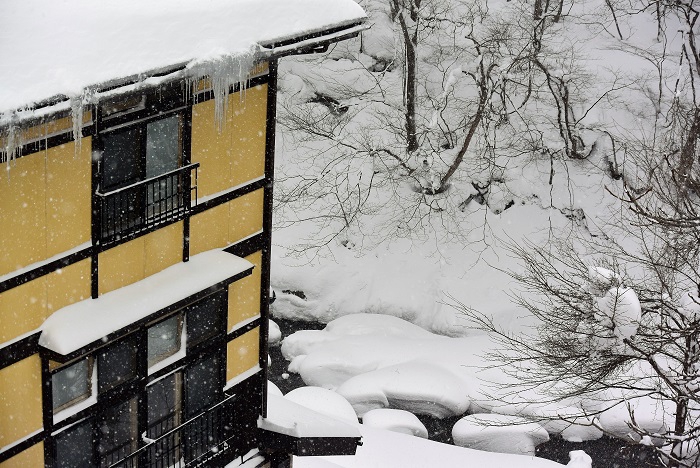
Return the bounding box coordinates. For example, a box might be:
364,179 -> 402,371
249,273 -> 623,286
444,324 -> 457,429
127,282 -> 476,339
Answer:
39,250 -> 253,356
259,393 -> 361,443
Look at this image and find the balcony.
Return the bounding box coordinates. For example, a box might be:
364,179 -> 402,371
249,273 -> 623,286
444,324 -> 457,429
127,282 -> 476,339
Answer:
96,163 -> 199,244
107,395 -> 250,468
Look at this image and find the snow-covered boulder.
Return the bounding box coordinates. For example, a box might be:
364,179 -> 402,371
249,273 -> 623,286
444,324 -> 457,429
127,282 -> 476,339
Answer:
452,414 -> 549,456
362,409 -> 428,438
269,319 -> 282,346
566,450 -> 592,468
336,361 -> 470,418
285,386 -> 358,424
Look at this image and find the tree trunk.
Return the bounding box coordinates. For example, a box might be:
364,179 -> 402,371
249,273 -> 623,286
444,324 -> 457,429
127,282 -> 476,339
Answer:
397,11 -> 419,154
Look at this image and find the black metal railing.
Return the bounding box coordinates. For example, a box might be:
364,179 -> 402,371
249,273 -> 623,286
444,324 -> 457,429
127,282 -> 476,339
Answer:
107,395 -> 246,468
97,163 -> 199,243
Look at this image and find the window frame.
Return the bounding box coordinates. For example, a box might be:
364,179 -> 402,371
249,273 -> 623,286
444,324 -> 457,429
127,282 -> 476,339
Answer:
51,356 -> 94,413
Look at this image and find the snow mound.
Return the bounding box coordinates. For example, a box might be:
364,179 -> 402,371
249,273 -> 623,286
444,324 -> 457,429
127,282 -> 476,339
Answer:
566,450 -> 592,468
267,380 -> 284,398
269,319 -> 282,346
285,386 -> 358,424
362,409 -> 428,438
452,414 -> 549,456
336,361 -> 470,418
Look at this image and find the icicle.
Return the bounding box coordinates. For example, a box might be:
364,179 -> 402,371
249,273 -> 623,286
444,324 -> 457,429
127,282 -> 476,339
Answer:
2,118 -> 23,176
70,88 -> 94,158
186,47 -> 257,132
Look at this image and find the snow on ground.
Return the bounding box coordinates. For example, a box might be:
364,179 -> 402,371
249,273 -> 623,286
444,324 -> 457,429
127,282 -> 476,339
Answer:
277,387 -> 567,468
280,313 -> 669,444
294,424 -> 567,468
452,414 -> 549,456
362,408 -> 428,438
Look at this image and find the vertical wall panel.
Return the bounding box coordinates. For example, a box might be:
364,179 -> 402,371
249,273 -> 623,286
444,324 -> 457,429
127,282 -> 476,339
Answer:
144,222 -> 182,277
98,237 -> 146,295
227,251 -> 262,331
46,259 -> 90,315
189,203 -> 230,257
0,151 -> 47,276
228,189 -> 264,245
0,442 -> 44,468
0,278 -> 46,343
0,356 -> 43,448
230,84 -> 267,187
226,327 -> 260,381
45,137 -> 91,258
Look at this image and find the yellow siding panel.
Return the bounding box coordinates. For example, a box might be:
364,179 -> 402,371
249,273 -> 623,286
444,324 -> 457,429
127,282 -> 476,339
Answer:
45,138 -> 92,257
144,222 -> 183,277
0,151 -> 47,276
46,259 -> 90,314
230,84 -> 267,187
228,251 -> 262,331
229,189 -> 264,245
189,202 -> 230,256
0,442 -> 44,468
0,278 -> 47,343
226,327 -> 260,381
98,237 -> 145,295
191,99 -> 232,197
0,356 -> 43,448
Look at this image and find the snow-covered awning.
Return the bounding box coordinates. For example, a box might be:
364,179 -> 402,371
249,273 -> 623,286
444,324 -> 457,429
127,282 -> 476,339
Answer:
39,250 -> 253,357
259,394 -> 362,456
0,0 -> 368,117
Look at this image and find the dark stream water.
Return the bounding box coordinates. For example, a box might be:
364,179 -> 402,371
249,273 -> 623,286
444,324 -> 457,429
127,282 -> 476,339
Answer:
268,317 -> 661,467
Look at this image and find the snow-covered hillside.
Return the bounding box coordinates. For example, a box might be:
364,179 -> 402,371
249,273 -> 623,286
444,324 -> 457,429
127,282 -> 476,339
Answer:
270,0 -> 700,466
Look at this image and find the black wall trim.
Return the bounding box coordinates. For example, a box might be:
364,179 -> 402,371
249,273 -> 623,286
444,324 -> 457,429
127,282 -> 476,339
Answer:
0,430 -> 45,464
0,124 -> 95,164
227,317 -> 261,343
0,246 -> 93,295
191,177 -> 268,215
0,332 -> 40,370
259,59 -> 278,418
224,233 -> 265,259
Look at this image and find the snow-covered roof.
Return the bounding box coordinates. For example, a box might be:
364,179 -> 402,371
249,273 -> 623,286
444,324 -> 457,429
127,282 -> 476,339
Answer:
0,0 -> 367,116
39,250 -> 253,356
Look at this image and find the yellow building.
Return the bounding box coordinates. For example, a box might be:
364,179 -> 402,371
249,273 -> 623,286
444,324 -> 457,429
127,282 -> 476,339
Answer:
0,2 -> 366,467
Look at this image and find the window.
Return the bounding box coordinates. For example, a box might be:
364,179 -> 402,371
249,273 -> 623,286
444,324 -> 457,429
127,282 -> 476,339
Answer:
147,314 -> 183,368
96,88 -> 199,243
54,422 -> 93,468
187,291 -> 225,348
52,358 -> 92,412
97,398 -> 138,467
98,338 -> 137,393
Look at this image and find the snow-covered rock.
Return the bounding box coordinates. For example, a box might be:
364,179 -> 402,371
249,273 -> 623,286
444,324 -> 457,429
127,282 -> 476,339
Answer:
336,361 -> 470,418
269,319 -> 282,346
452,414 -> 550,456
361,409 -> 428,438
566,450 -> 592,468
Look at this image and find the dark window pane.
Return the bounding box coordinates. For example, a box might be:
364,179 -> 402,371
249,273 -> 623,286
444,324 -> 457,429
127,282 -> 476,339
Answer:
187,294 -> 224,347
53,359 -> 91,411
147,315 -> 182,367
147,373 -> 181,439
185,354 -> 220,417
146,116 -> 180,178
55,422 -> 94,468
98,339 -> 137,393
102,128 -> 142,190
98,398 -> 138,467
